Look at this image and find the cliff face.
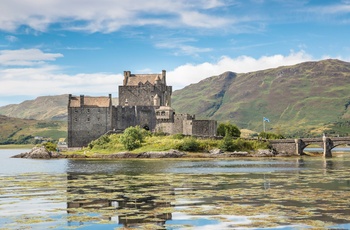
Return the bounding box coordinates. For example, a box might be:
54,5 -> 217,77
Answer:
172,59 -> 350,136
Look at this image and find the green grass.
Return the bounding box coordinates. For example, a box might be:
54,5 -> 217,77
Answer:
73,133 -> 269,155
0,144 -> 34,149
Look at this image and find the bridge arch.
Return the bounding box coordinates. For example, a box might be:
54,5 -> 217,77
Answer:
270,136 -> 350,158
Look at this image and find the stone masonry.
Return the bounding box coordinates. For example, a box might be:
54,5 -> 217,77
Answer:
68,70 -> 217,147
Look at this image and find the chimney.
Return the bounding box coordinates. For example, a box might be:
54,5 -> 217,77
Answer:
162,70 -> 166,84
80,95 -> 84,107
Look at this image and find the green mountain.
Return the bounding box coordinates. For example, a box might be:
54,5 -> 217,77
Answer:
0,115 -> 67,144
172,59 -> 350,137
0,94 -> 69,121
1,59 -> 350,138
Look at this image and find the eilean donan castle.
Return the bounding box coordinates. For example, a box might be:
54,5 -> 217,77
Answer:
68,70 -> 217,147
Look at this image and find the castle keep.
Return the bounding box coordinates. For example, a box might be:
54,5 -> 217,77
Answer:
68,70 -> 217,147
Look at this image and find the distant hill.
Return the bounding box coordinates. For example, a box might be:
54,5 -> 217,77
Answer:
1,59 -> 350,137
0,95 -> 119,121
172,59 -> 350,137
0,94 -> 69,121
0,115 -> 67,144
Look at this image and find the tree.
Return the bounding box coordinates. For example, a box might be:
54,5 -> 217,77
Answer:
219,130 -> 235,151
119,126 -> 147,151
217,122 -> 241,138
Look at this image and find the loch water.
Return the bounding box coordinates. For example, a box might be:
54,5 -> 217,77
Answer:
0,149 -> 350,229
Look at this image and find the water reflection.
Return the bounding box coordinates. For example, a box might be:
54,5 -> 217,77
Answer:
323,159 -> 334,173
1,149 -> 350,229
66,174 -> 173,228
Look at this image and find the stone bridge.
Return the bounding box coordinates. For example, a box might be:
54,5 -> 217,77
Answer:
269,136 -> 350,157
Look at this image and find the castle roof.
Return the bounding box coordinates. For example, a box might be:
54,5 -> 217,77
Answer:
69,96 -> 111,108
125,74 -> 164,86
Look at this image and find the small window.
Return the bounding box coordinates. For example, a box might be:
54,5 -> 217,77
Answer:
74,118 -> 78,122
75,109 -> 78,113
87,109 -> 90,113
87,118 -> 90,122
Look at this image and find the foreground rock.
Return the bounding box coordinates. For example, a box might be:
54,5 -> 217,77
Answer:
12,147 -> 292,159
11,146 -> 65,159
91,149 -> 186,159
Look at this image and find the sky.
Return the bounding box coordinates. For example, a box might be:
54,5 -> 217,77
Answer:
0,0 -> 350,106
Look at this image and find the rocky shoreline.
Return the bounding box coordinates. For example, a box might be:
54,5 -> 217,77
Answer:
11,146 -> 293,159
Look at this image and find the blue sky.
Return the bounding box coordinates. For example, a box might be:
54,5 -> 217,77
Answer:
0,0 -> 350,106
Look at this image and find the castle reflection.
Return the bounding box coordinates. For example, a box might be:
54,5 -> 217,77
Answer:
66,173 -> 173,228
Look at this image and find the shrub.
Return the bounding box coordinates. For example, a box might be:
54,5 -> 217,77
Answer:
43,142 -> 57,152
172,133 -> 185,140
219,131 -> 235,151
217,122 -> 241,138
88,134 -> 110,149
259,132 -> 284,140
234,138 -> 254,151
177,137 -> 200,152
198,138 -> 219,151
119,126 -> 147,151
153,132 -> 167,137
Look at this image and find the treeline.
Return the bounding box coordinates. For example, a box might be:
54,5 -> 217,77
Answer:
0,135 -> 34,145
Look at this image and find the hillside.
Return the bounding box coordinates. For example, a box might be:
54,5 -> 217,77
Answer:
0,115 -> 67,144
1,59 -> 350,137
0,94 -> 69,121
172,59 -> 350,136
0,95 -> 119,121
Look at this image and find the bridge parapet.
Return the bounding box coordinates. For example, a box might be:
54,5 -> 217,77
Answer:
269,136 -> 350,158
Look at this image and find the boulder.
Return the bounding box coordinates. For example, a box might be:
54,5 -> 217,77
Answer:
225,151 -> 250,157
209,149 -> 223,155
138,149 -> 185,158
254,149 -> 276,157
12,146 -> 64,159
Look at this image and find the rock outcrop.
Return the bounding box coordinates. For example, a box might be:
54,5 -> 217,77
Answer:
12,146 -> 64,159
91,149 -> 186,159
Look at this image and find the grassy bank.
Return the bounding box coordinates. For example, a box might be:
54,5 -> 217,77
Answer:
70,133 -> 269,155
0,144 -> 34,149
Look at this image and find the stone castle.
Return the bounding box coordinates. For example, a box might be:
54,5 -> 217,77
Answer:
68,70 -> 217,147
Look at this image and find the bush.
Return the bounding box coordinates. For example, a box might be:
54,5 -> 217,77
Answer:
259,132 -> 284,139
172,133 -> 185,140
43,142 -> 57,152
88,134 -> 110,149
219,131 -> 235,151
119,126 -> 147,151
217,122 -> 241,138
177,137 -> 200,152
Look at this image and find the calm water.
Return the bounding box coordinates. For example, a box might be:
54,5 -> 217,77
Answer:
1,149 -> 350,229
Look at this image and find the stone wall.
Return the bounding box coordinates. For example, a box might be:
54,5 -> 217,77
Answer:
269,139 -> 298,155
68,107 -> 112,147
112,105 -> 157,131
118,83 -> 172,107
192,120 -> 217,136
173,114 -> 193,134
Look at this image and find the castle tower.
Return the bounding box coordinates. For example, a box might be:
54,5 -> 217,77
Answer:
153,94 -> 160,106
118,70 -> 172,107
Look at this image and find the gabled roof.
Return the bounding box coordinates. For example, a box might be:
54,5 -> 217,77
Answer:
69,96 -> 111,108
125,74 -> 163,86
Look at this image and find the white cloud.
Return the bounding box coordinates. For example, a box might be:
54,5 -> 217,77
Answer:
0,66 -> 121,98
156,38 -> 212,56
0,49 -> 341,107
0,0 -> 234,33
0,49 -> 63,66
5,35 -> 18,42
167,50 -> 313,89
